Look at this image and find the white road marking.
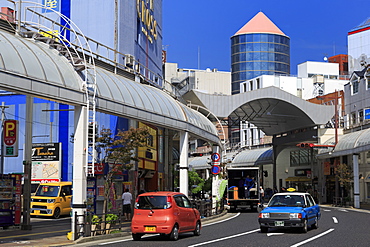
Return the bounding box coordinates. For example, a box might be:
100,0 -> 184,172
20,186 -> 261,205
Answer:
332,217 -> 338,223
188,229 -> 260,247
203,212 -> 240,227
98,234 -> 158,245
267,232 -> 285,236
339,209 -> 348,212
323,209 -> 331,212
99,214 -> 241,245
290,228 -> 335,247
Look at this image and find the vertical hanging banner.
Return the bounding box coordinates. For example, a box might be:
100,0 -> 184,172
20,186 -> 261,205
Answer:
3,120 -> 18,157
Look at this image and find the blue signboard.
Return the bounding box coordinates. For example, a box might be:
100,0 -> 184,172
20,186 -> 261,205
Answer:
365,109 -> 370,120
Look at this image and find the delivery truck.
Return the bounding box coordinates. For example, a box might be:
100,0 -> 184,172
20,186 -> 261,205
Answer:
227,167 -> 261,212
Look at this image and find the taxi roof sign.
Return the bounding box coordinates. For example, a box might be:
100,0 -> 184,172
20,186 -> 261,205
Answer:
287,188 -> 296,192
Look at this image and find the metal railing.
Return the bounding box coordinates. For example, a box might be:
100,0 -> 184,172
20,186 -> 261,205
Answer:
73,211 -> 123,240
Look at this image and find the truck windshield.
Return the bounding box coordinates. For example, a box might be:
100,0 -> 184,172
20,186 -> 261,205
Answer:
35,185 -> 60,197
268,195 -> 305,207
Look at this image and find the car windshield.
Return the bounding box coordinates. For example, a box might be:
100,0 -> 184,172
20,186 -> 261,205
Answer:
35,185 -> 60,197
136,196 -> 168,209
268,195 -> 305,207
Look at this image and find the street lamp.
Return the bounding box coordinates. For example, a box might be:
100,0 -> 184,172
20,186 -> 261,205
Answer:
316,90 -> 341,146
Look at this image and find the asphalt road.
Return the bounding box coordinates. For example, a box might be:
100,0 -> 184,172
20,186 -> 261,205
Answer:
1,206 -> 368,247
73,206 -> 370,247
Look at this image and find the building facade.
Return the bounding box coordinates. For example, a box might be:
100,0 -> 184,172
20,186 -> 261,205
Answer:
231,12 -> 290,95
348,17 -> 370,75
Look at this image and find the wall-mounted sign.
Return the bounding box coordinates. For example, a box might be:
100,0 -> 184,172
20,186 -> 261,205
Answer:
136,0 -> 157,43
31,143 -> 61,182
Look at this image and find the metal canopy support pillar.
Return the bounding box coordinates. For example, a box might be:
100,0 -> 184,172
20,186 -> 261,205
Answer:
353,154 -> 360,209
72,106 -> 87,240
21,95 -> 33,230
179,131 -> 189,196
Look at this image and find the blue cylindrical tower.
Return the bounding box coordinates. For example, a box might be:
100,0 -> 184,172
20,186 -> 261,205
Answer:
231,12 -> 290,94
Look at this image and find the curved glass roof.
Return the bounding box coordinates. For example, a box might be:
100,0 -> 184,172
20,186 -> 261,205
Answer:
0,29 -> 219,143
230,147 -> 273,166
0,31 -> 81,89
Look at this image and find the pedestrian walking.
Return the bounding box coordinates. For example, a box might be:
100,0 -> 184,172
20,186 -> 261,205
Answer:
122,188 -> 132,221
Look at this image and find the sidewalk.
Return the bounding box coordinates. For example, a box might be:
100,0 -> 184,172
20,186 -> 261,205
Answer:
0,211 -> 228,247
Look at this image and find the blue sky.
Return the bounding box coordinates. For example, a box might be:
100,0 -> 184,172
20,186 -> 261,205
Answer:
163,0 -> 370,75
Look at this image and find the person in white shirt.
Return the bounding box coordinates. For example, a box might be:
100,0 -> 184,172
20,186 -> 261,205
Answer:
122,188 -> 132,221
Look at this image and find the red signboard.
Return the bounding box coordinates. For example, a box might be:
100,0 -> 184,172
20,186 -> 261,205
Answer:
31,178 -> 60,184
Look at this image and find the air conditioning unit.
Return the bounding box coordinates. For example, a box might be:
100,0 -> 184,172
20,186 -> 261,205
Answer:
125,54 -> 134,67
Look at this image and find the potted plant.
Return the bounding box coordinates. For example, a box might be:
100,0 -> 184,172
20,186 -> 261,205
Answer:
105,214 -> 118,234
91,215 -> 100,236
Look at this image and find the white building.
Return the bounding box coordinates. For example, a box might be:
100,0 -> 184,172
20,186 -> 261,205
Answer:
239,61 -> 346,148
164,63 -> 231,96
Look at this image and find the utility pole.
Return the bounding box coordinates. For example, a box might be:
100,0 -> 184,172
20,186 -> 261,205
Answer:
0,102 -> 9,174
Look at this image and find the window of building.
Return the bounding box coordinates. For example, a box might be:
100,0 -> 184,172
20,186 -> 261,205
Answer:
290,149 -> 312,167
366,151 -> 370,164
250,81 -> 253,91
359,110 -> 364,123
243,83 -> 247,92
352,79 -> 359,94
256,78 -> 260,89
351,112 -> 357,125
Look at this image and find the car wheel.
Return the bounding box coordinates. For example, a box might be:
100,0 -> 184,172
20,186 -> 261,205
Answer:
194,221 -> 201,236
169,224 -> 179,241
260,226 -> 268,233
312,216 -> 319,229
53,208 -> 61,219
132,233 -> 142,241
301,219 -> 308,233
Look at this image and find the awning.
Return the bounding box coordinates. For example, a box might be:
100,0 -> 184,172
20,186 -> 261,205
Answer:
229,147 -> 273,167
189,156 -> 211,170
317,128 -> 370,159
285,177 -> 311,182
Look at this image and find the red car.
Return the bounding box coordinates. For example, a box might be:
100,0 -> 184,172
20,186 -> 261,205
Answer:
131,191 -> 201,241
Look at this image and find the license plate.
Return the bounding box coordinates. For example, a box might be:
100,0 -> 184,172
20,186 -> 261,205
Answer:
145,226 -> 156,232
34,210 -> 40,214
275,221 -> 284,226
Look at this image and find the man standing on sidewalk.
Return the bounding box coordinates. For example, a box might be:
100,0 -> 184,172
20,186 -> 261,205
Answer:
122,188 -> 132,221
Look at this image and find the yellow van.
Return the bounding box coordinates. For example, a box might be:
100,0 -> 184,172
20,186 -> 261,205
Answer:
30,182 -> 72,218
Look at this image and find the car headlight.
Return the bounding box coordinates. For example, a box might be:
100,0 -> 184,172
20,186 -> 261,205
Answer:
289,213 -> 302,219
47,199 -> 56,203
259,213 -> 270,218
